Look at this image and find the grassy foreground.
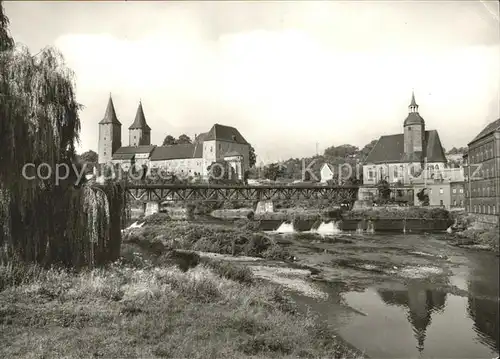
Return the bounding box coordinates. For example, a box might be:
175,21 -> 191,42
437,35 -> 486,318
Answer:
0,222 -> 362,358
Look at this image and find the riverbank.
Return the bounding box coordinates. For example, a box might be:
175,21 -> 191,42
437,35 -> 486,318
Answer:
446,212 -> 499,253
0,226 -> 363,358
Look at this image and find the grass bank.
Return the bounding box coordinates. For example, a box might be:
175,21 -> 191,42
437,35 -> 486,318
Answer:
0,247 -> 362,358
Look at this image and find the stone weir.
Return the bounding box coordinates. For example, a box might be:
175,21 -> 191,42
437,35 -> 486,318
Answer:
254,214 -> 453,234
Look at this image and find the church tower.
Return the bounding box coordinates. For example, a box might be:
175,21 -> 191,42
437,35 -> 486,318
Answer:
98,95 -> 122,164
403,90 -> 426,161
129,101 -> 151,146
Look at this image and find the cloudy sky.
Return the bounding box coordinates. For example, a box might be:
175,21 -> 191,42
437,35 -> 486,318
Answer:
4,1 -> 499,163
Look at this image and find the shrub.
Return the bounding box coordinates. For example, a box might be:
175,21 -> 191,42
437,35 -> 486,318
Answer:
143,212 -> 170,226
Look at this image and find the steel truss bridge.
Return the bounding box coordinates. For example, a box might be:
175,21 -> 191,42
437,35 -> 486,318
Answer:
123,184 -> 359,204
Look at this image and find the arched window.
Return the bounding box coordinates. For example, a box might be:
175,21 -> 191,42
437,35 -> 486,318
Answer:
434,164 -> 439,170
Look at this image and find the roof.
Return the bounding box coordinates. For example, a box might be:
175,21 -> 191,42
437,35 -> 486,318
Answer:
469,118 -> 500,144
99,96 -> 121,125
404,91 -> 425,126
364,130 -> 447,164
224,151 -> 242,157
404,112 -> 425,127
204,124 -> 249,144
113,145 -> 156,155
129,102 -> 151,130
150,144 -> 203,161
409,91 -> 417,107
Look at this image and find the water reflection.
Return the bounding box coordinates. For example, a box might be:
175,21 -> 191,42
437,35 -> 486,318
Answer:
378,278 -> 448,354
466,252 -> 499,353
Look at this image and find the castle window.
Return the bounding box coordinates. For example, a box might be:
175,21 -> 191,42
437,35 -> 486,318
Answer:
439,188 -> 443,194
104,152 -> 106,156
459,188 -> 463,193
452,188 -> 456,194
104,137 -> 106,140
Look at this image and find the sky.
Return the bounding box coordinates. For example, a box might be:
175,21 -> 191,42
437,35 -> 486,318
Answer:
4,1 -> 500,163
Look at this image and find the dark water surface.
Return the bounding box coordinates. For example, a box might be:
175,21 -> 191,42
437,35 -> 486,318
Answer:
279,233 -> 499,359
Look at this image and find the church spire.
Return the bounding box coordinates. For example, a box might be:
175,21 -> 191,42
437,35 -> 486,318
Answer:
99,94 -> 121,125
129,101 -> 151,130
409,89 -> 419,113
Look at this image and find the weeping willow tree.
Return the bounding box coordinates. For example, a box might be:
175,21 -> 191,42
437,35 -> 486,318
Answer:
0,1 -> 123,267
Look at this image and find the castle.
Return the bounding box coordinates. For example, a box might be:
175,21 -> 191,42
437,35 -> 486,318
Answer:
98,95 -> 250,179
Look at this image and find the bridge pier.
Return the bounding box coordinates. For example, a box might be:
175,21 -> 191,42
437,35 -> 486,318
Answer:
145,201 -> 160,217
255,200 -> 274,214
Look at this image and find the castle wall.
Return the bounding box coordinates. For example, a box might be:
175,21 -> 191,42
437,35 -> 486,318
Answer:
150,158 -> 203,178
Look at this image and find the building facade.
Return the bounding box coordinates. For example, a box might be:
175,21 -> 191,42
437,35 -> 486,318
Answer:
450,181 -> 465,209
363,91 -> 447,186
97,96 -> 250,180
464,118 -> 500,217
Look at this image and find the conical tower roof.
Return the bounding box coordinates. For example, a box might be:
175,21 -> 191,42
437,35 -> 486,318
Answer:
404,90 -> 425,127
410,90 -> 418,107
129,101 -> 151,130
99,95 -> 121,125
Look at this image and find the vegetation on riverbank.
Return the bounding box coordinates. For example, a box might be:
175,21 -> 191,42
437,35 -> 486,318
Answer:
342,206 -> 451,220
447,212 -> 499,252
0,244 -> 362,358
124,214 -> 293,261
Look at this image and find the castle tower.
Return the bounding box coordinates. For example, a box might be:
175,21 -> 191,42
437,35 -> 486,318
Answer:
98,95 -> 122,164
129,101 -> 151,146
403,90 -> 426,159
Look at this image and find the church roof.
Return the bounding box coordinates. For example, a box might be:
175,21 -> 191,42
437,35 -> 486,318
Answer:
409,91 -> 418,107
364,130 -> 447,164
99,96 -> 121,125
150,144 -> 203,161
469,118 -> 500,145
129,102 -> 151,130
404,113 -> 425,127
202,124 -> 249,144
404,91 -> 425,127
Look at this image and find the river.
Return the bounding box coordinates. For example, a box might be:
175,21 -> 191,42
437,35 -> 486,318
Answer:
249,231 -> 499,358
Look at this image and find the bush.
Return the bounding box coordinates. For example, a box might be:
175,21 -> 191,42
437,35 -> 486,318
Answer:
143,212 -> 170,226
125,221 -> 291,260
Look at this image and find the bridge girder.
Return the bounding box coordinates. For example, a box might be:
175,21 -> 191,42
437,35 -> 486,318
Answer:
123,184 -> 359,204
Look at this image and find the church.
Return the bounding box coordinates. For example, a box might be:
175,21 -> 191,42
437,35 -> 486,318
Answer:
97,96 -> 250,180
362,91 -> 447,185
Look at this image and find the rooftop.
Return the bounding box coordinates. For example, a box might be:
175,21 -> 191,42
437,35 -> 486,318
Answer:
469,118 -> 500,145
99,96 -> 121,125
364,130 -> 447,164
129,102 -> 151,130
